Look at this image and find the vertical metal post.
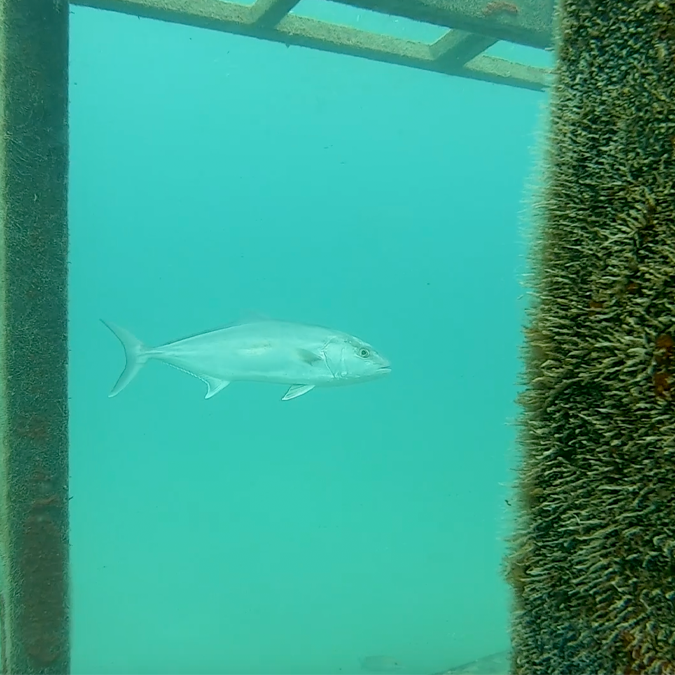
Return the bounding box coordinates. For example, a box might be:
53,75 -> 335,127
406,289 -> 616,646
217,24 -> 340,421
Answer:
0,0 -> 70,673
508,0 -> 675,672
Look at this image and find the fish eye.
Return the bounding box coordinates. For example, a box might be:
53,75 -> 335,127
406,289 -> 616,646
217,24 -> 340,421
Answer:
358,347 -> 370,358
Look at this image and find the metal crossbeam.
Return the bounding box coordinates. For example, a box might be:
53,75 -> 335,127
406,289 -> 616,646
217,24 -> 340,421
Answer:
71,0 -> 554,90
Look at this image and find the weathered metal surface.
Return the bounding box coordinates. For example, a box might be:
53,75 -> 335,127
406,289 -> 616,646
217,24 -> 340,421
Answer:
71,0 -> 552,90
0,0 -> 71,672
336,0 -> 553,48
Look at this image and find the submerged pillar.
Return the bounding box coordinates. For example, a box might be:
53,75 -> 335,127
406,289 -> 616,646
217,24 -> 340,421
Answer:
508,0 -> 675,672
0,0 -> 70,673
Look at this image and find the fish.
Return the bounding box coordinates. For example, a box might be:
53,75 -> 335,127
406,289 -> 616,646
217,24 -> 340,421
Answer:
102,318 -> 391,401
439,650 -> 510,675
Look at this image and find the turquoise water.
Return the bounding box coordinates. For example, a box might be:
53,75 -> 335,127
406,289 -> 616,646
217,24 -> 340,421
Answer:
68,6 -> 550,673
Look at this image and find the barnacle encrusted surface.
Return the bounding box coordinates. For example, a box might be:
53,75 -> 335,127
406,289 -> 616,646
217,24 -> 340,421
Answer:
508,1 -> 675,673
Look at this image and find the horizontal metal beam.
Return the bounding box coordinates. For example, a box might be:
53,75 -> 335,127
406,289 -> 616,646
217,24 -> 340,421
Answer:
251,0 -> 301,29
429,29 -> 499,68
336,0 -> 553,49
70,0 -> 550,90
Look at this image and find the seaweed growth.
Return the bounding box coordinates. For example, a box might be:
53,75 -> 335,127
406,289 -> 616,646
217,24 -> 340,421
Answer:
507,0 -> 675,672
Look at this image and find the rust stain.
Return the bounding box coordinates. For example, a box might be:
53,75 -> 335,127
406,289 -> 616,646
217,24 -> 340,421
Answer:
18,506 -> 67,668
0,592 -> 8,673
482,1 -> 519,16
653,333 -> 674,399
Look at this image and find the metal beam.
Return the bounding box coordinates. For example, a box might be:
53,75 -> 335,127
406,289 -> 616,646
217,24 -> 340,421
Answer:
71,0 -> 551,90
429,29 -> 498,68
335,0 -> 553,48
0,0 -> 71,672
251,0 -> 301,29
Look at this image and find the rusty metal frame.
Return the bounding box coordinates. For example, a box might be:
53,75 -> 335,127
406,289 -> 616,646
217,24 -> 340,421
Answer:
0,0 -> 70,672
71,0 -> 555,90
0,0 -> 554,673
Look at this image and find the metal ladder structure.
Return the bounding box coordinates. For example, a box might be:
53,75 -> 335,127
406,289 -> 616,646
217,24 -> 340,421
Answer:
0,0 -> 553,673
73,0 -> 555,90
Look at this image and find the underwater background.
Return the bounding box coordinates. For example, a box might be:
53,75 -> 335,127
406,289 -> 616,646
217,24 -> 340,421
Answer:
67,5 -> 552,673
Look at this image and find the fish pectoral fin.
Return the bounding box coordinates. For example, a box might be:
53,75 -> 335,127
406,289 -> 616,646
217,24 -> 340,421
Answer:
201,376 -> 231,399
282,384 -> 315,401
297,348 -> 322,365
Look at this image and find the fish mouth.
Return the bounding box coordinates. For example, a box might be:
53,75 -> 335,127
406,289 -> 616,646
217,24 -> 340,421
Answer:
377,365 -> 392,374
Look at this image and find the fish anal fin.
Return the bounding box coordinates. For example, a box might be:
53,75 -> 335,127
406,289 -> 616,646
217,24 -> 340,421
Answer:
202,376 -> 231,399
297,348 -> 322,365
282,384 -> 315,401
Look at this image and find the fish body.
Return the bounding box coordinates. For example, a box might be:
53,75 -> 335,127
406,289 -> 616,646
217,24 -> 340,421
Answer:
103,318 -> 390,401
442,650 -> 510,674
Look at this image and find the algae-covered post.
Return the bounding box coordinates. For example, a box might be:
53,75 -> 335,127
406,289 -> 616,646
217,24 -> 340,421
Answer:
0,0 -> 70,673
508,0 -> 675,672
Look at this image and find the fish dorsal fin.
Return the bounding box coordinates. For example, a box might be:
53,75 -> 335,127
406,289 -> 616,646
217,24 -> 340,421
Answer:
282,384 -> 315,401
201,376 -> 231,399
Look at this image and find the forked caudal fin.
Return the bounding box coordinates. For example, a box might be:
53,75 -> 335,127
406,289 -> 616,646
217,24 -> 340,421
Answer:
102,320 -> 152,397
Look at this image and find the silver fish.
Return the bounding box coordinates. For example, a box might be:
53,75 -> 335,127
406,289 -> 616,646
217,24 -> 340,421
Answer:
103,318 -> 391,401
440,650 -> 510,675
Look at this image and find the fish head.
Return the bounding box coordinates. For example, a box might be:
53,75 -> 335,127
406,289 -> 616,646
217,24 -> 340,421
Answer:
324,334 -> 391,383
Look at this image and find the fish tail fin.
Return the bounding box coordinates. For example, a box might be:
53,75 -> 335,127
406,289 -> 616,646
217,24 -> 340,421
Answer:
102,320 -> 152,397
